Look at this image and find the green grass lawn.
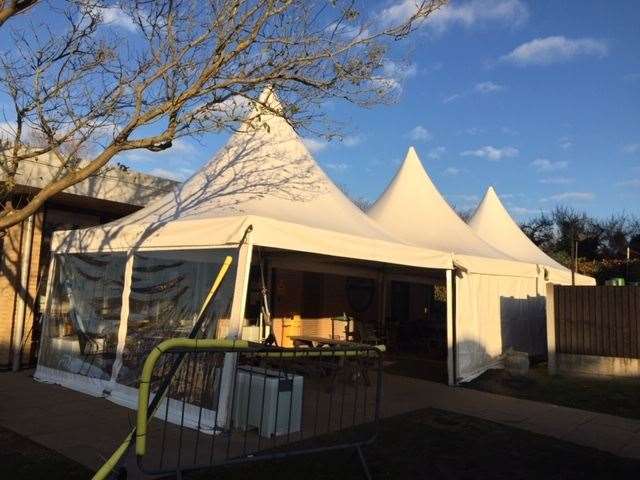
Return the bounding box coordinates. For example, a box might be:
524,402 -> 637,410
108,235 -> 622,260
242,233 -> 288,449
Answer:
3,404 -> 638,479
466,363 -> 640,420
0,425 -> 91,480
187,407 -> 640,480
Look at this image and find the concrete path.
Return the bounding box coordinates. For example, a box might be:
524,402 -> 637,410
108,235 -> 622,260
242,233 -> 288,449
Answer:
381,374 -> 640,461
1,370 -> 639,472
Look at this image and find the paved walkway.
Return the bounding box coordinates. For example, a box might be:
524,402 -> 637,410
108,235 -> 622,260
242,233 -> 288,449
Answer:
1,370 -> 639,472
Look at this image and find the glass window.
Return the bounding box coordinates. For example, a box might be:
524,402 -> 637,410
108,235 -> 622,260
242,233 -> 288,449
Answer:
39,253 -> 127,380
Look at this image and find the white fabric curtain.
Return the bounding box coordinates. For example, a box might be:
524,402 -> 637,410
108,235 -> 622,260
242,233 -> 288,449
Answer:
455,271 -> 545,382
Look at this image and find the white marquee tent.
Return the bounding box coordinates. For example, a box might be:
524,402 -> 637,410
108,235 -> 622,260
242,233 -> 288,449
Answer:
368,148 -> 554,382
35,90 -> 456,421
469,187 -> 595,286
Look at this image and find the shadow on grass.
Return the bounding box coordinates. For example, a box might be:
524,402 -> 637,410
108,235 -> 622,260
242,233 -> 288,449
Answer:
465,364 -> 640,420
0,425 -> 91,480
187,407 -> 640,480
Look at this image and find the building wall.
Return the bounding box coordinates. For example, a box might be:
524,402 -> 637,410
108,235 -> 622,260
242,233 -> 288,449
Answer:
0,220 -> 24,367
0,202 -> 134,370
0,161 -> 177,370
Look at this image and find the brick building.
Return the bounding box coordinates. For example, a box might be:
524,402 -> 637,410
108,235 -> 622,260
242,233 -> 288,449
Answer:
0,152 -> 178,370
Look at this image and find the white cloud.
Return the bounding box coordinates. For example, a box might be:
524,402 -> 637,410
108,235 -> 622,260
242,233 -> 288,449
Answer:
502,36 -> 608,66
623,73 -> 640,83
474,81 -> 504,94
530,158 -> 568,172
342,135 -> 363,147
406,125 -> 432,141
324,162 -> 348,172
559,136 -> 573,150
373,59 -> 418,93
622,143 -> 640,154
463,127 -> 485,136
539,176 -> 574,185
443,167 -> 461,176
325,22 -> 371,41
383,60 -> 418,80
541,192 -> 594,202
616,179 -> 640,188
378,0 -> 528,33
510,206 -> 541,216
445,81 -> 505,103
302,137 -> 329,154
96,6 -> 137,32
428,146 -> 446,159
461,145 -> 519,161
443,93 -> 462,104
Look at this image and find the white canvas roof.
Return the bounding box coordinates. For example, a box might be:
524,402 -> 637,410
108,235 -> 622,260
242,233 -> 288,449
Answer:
469,187 -> 595,285
52,90 -> 452,270
367,148 -> 538,277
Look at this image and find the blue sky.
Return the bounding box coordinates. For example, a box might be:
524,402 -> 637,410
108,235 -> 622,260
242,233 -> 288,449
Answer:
303,0 -> 640,219
2,1 -> 639,220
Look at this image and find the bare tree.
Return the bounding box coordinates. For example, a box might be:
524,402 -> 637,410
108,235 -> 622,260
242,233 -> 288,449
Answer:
0,0 -> 38,26
0,0 -> 446,230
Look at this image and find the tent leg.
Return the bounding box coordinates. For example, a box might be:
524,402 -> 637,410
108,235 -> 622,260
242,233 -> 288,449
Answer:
378,271 -> 387,344
110,252 -> 135,387
446,269 -> 456,386
218,239 -> 253,429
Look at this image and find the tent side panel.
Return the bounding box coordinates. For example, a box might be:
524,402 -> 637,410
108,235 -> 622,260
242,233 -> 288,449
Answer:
34,252 -> 128,391
455,272 -> 545,382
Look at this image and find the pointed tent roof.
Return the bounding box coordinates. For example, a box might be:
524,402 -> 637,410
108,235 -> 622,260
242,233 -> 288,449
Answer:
469,187 -> 595,284
468,187 -> 566,270
52,90 -> 452,270
368,148 -> 537,276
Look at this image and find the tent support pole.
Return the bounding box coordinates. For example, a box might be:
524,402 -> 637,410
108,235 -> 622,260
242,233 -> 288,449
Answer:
218,233 -> 253,430
378,270 -> 387,344
34,255 -> 57,375
109,252 -> 135,388
446,269 -> 457,386
227,240 -> 253,339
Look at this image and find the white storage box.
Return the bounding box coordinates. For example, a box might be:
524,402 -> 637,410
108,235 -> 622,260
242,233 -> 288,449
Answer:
232,366 -> 303,437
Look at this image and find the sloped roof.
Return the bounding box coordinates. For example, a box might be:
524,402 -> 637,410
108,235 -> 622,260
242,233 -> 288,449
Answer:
467,187 -> 595,285
468,186 -> 567,270
52,90 -> 452,270
368,148 -> 537,276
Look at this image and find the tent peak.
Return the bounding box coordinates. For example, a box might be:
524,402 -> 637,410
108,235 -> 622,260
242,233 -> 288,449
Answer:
257,85 -> 281,111
368,147 -> 525,263
479,186 -> 508,215
485,185 -> 501,202
246,86 -> 285,123
399,146 -> 430,179
403,146 -> 422,166
470,184 -> 569,272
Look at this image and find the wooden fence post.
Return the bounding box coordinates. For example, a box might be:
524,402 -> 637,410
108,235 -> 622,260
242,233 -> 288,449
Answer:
546,283 -> 557,374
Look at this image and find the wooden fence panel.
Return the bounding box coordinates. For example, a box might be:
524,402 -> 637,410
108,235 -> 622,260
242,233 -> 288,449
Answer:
554,286 -> 640,359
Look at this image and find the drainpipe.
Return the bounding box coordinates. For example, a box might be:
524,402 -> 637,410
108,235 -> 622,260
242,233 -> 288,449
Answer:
11,214 -> 35,372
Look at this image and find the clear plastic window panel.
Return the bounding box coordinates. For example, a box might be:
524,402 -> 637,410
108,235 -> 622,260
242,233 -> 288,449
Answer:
116,249 -> 237,390
39,253 -> 127,380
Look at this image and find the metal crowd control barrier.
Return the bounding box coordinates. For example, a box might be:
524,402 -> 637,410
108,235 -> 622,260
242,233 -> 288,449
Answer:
104,338 -> 383,480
